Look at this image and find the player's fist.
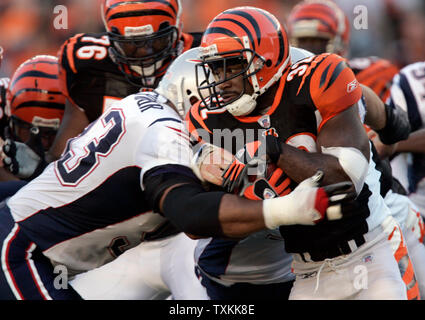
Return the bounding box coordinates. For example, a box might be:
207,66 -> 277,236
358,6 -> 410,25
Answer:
2,127 -> 47,180
191,143 -> 233,186
262,171 -> 356,228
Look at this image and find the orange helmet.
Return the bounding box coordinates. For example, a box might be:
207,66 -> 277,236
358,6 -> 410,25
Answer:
102,0 -> 183,87
287,0 -> 350,56
6,55 -> 65,150
349,57 -> 399,102
196,6 -> 290,116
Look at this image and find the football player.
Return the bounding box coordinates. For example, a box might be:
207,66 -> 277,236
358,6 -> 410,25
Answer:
0,47 -> 351,300
0,55 -> 65,199
6,0 -> 203,179
0,46 -> 9,140
188,6 -> 410,299
286,0 -> 423,299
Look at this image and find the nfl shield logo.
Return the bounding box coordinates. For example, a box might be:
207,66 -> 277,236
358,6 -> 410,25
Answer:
263,188 -> 276,199
258,115 -> 271,128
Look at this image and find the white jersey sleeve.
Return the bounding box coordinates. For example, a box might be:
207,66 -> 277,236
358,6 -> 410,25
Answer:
388,61 -> 425,131
136,112 -> 193,186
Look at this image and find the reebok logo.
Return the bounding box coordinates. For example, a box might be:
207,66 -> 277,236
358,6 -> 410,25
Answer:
347,79 -> 359,93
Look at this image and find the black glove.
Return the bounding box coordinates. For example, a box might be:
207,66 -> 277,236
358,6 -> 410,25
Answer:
376,103 -> 411,145
2,127 -> 47,180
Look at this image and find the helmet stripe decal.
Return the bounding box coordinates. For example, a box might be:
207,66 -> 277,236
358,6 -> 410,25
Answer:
106,0 -> 177,17
108,9 -> 173,21
215,18 -> 256,51
259,10 -> 286,67
203,27 -> 244,47
13,101 -> 65,111
11,89 -> 62,105
227,10 -> 261,46
11,71 -> 57,88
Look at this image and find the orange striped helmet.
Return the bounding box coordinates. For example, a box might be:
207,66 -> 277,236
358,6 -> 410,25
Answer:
6,55 -> 65,150
196,6 -> 290,116
349,56 -> 399,102
287,0 -> 350,56
102,0 -> 182,87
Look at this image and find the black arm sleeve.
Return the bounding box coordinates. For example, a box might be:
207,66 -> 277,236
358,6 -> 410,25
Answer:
143,164 -> 226,237
376,103 -> 411,145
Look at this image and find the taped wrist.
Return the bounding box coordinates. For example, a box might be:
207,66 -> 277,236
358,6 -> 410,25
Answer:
376,103 -> 411,145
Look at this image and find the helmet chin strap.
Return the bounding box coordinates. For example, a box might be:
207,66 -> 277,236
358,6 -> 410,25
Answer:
225,93 -> 257,116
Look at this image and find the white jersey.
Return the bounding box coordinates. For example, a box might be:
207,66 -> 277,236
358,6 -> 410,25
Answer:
7,91 -> 192,275
388,62 -> 425,211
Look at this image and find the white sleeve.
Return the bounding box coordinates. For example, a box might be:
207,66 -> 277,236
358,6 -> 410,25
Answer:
136,119 -> 193,188
388,74 -> 408,112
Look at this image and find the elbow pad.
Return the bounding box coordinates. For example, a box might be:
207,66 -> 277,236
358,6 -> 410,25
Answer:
321,146 -> 369,195
376,103 -> 411,145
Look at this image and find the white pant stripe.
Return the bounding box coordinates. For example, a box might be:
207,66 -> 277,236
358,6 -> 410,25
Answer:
1,224 -> 24,300
25,243 -> 52,300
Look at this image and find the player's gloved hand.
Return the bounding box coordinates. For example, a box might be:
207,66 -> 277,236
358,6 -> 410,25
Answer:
262,171 -> 356,228
262,128 -> 282,163
222,140 -> 265,193
191,143 -> 233,186
405,206 -> 425,243
2,127 -> 47,180
241,167 -> 292,200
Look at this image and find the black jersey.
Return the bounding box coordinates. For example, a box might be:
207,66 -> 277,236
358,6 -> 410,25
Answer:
188,53 -> 389,260
58,32 -> 202,122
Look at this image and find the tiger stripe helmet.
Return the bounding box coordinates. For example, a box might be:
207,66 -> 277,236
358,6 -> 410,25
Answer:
287,0 -> 350,56
6,55 -> 65,148
196,6 -> 290,116
102,0 -> 183,87
349,57 -> 399,102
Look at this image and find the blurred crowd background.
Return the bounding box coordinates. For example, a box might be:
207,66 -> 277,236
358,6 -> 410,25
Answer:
0,0 -> 424,77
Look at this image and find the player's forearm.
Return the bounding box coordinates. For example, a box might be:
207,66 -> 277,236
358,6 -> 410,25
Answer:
362,84 -> 386,131
218,194 -> 265,238
395,129 -> 425,153
0,167 -> 20,182
161,185 -> 265,239
277,143 -> 351,186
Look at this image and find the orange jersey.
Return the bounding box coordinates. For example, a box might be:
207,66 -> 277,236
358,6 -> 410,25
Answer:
188,53 -> 362,152
187,53 -> 366,255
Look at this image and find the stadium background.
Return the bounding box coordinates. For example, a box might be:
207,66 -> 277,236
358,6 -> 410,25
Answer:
0,0 -> 424,78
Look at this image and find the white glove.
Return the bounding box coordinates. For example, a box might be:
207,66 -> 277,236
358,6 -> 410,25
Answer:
262,171 -> 355,228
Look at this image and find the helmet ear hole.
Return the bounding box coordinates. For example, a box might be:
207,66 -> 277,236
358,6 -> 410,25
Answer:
265,59 -> 272,67
189,96 -> 199,106
186,89 -> 192,95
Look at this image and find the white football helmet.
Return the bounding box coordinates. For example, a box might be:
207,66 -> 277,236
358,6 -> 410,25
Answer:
156,47 -> 213,118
